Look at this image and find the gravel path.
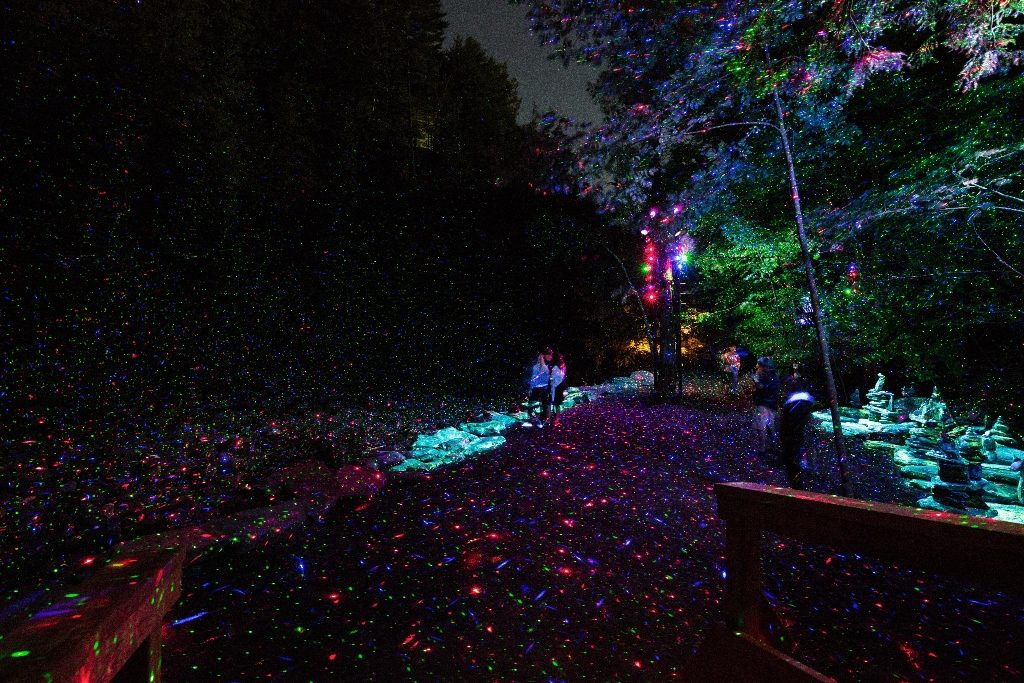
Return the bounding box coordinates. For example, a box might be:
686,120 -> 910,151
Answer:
163,382 -> 1024,681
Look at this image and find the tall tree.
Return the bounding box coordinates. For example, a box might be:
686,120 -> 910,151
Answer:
434,36 -> 523,185
514,0 -> 1024,490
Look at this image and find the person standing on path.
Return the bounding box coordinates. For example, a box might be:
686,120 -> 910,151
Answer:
751,356 -> 780,454
550,349 -> 568,425
781,362 -> 806,397
776,366 -> 815,488
721,345 -> 741,395
526,346 -> 564,426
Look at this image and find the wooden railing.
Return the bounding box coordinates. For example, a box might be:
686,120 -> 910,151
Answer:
0,545 -> 184,683
683,482 -> 1024,682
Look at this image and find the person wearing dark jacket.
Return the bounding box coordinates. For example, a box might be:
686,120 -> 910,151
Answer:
751,357 -> 780,454
777,386 -> 815,489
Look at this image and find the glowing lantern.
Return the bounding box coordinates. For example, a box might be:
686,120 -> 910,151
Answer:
847,261 -> 859,292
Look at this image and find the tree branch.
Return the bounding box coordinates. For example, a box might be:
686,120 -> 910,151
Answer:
970,223 -> 1024,279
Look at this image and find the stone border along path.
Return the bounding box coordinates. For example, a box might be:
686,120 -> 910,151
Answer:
811,407 -> 1024,524
0,373 -> 655,633
106,373 -> 654,571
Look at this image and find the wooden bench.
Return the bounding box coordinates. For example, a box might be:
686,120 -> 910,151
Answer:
683,482 -> 1024,681
0,545 -> 184,683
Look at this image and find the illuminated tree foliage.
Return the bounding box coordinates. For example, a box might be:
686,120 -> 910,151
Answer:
517,0 -> 1024,419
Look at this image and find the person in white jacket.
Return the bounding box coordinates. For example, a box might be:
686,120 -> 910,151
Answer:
527,347 -> 565,426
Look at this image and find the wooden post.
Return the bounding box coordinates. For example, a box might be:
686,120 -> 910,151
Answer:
696,482 -> 1024,680
0,546 -> 183,683
723,515 -> 764,637
112,627 -> 163,683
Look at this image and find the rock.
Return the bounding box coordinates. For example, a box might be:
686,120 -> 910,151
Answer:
893,448 -> 936,468
484,411 -> 520,428
957,432 -> 985,463
937,457 -> 970,484
911,386 -> 949,424
878,422 -> 914,435
979,463 -> 1019,485
864,374 -> 894,421
899,464 -> 938,481
361,450 -> 405,470
413,427 -> 477,451
601,376 -> 643,396
863,440 -> 899,453
812,410 -> 861,425
917,495 -> 971,515
982,482 -> 1020,505
389,459 -> 428,473
816,419 -> 875,437
437,453 -> 467,466
565,388 -> 590,404
930,479 -> 988,510
986,416 -> 1019,448
466,436 -> 505,454
459,420 -> 510,437
990,444 -> 1024,466
846,423 -> 878,437
411,447 -> 449,462
405,432 -> 504,468
849,389 -> 861,408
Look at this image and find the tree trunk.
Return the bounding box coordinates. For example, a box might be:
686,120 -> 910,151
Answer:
772,88 -> 850,495
604,245 -> 658,371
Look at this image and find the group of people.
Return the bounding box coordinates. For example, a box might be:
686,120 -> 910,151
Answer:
724,348 -> 816,490
526,346 -> 568,427
523,342 -> 815,487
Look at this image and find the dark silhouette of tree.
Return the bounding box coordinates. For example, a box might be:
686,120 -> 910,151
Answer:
434,36 -> 523,185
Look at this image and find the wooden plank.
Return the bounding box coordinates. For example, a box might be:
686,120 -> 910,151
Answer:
723,516 -> 764,635
682,623 -> 835,682
0,546 -> 183,683
715,483 -> 1024,592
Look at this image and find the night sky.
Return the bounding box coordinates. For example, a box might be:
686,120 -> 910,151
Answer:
441,0 -> 603,124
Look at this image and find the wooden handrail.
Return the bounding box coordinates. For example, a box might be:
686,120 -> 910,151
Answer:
683,483 -> 1024,681
0,545 -> 184,683
717,482 -> 1024,633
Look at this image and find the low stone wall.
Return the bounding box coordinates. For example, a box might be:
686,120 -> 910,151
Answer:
813,408 -> 1024,520
366,375 -> 651,476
